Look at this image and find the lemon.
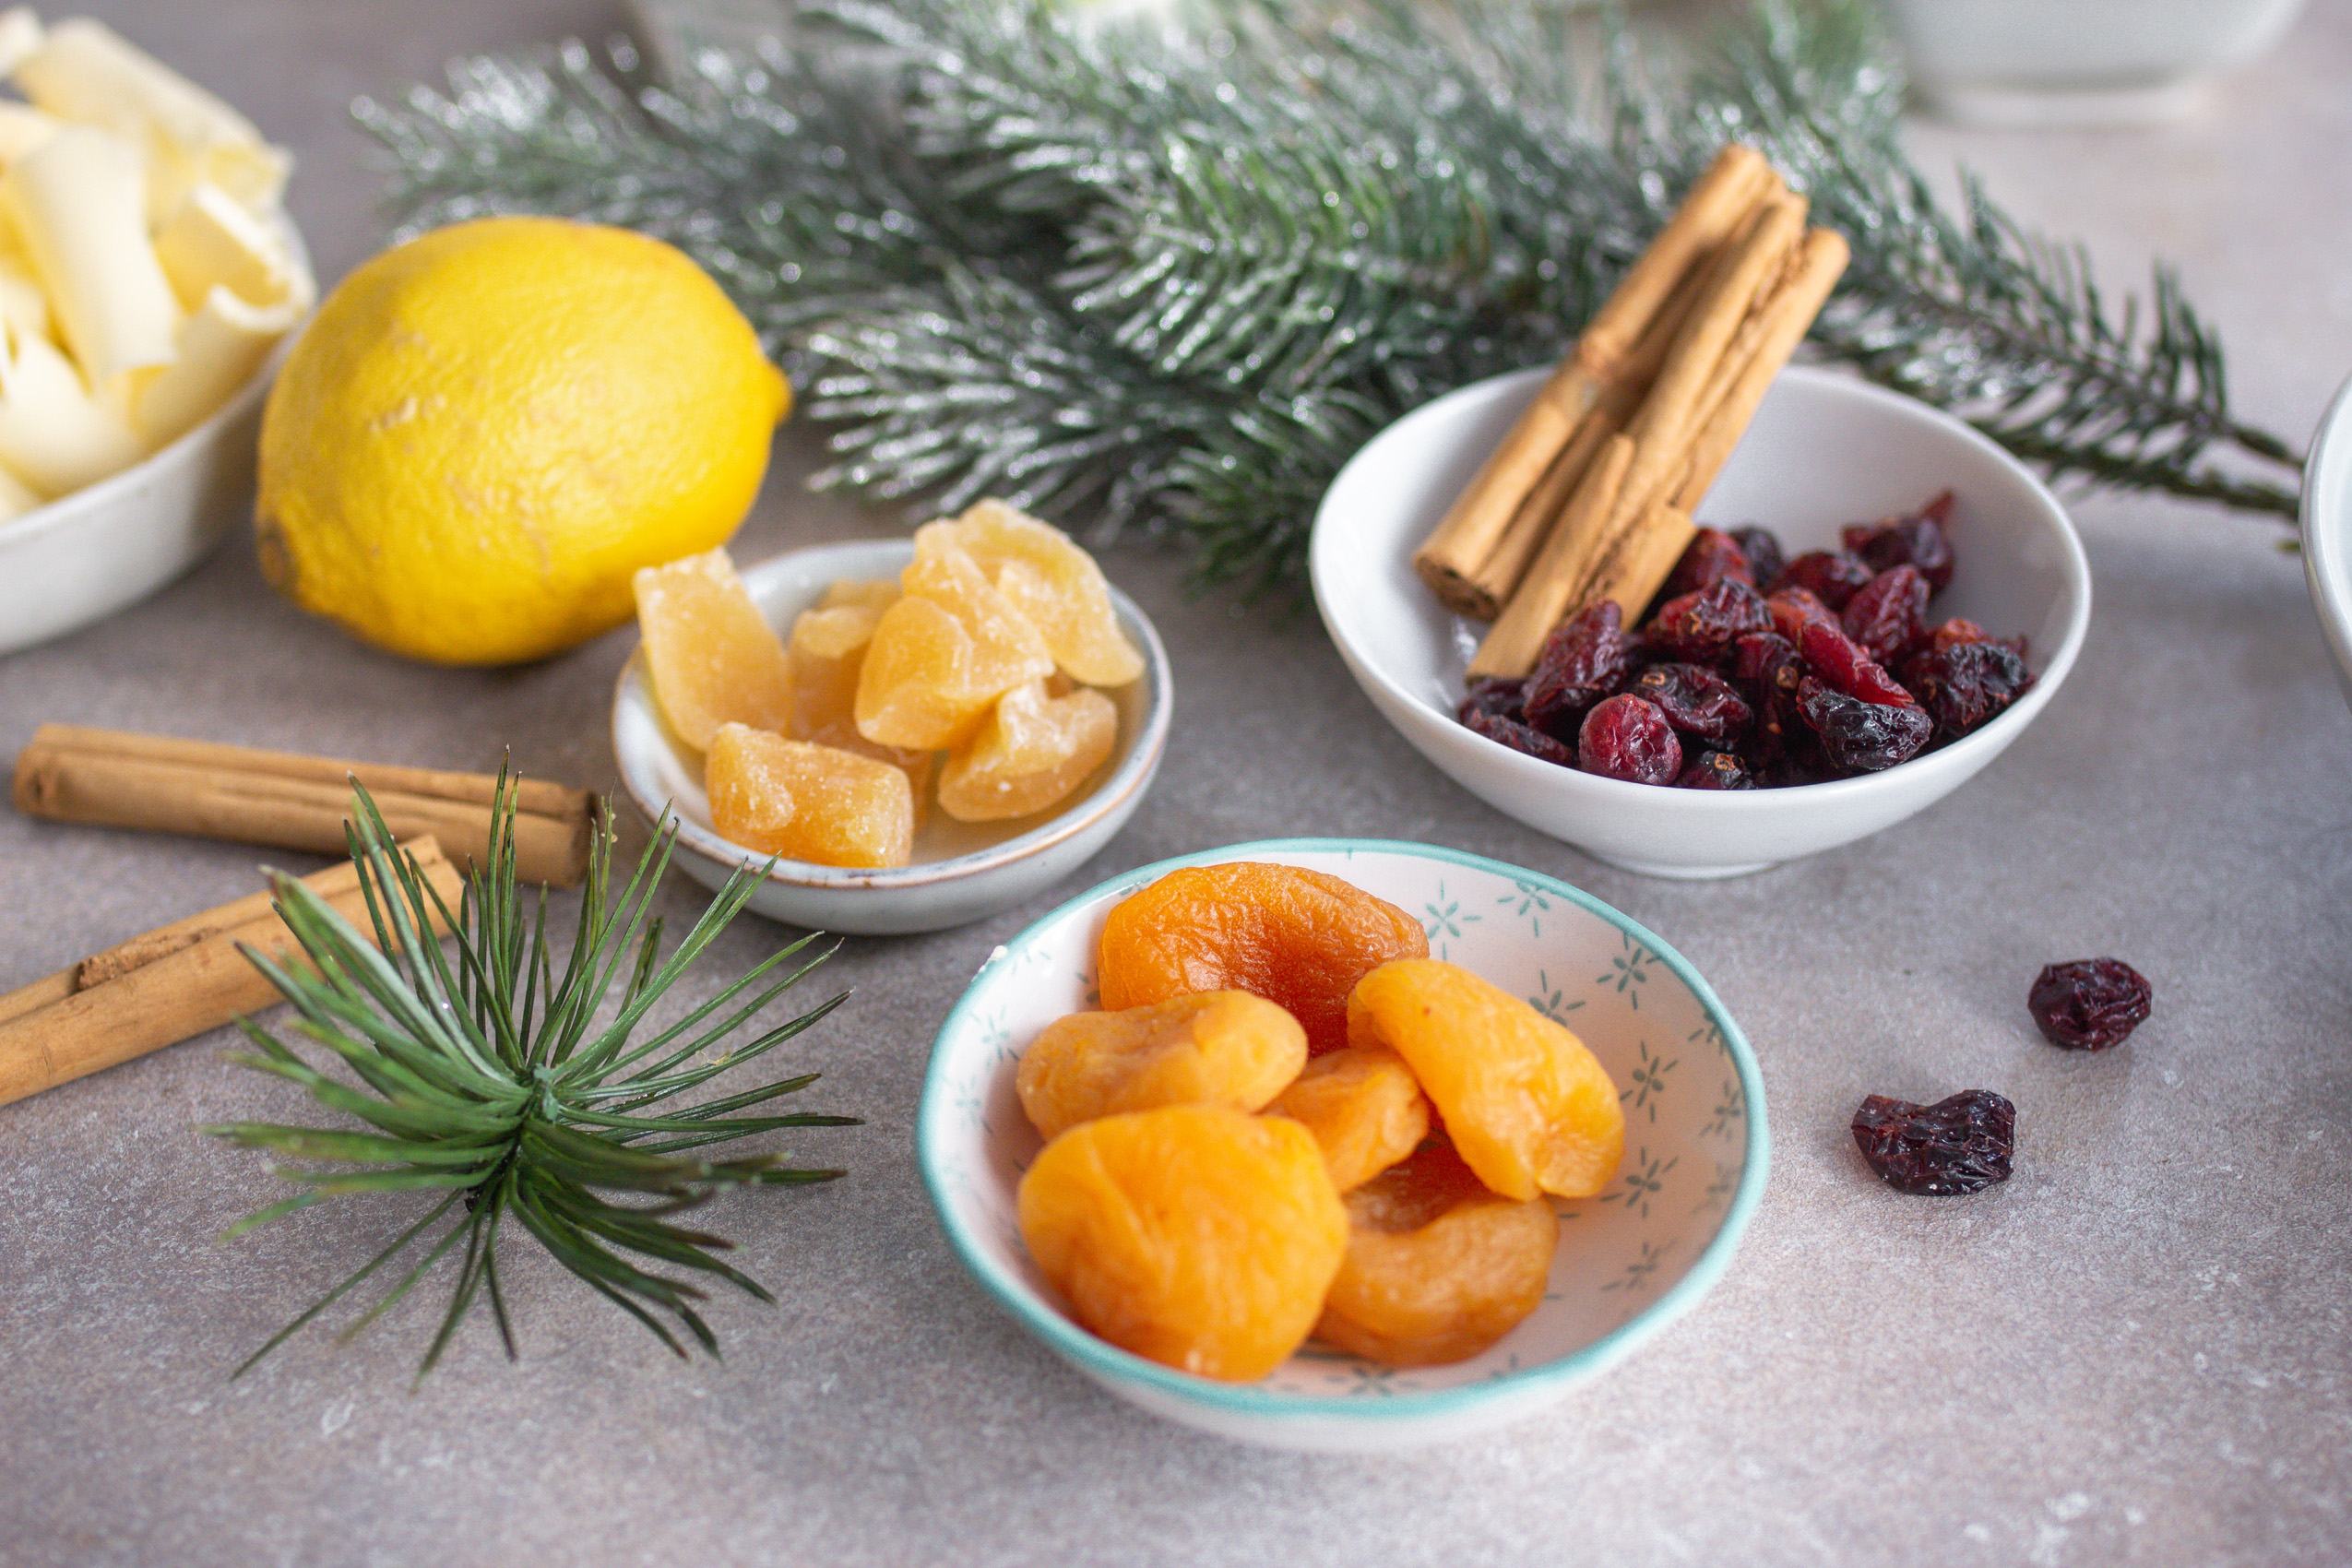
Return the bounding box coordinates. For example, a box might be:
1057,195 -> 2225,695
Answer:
255,216 -> 790,666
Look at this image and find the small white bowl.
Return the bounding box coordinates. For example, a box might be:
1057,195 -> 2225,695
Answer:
918,838 -> 1767,1452
611,539 -> 1171,935
1310,364 -> 2091,879
2301,371 -> 2352,712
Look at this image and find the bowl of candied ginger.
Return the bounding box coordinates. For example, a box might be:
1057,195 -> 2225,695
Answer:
611,503 -> 1170,934
918,840 -> 1767,1451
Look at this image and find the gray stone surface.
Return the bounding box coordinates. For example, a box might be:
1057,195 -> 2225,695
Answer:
3,3 -> 2348,1565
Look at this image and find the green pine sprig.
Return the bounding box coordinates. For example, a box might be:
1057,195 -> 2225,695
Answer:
206,779 -> 857,1381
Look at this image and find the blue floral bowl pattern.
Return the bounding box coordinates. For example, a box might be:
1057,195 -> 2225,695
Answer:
917,838 -> 1769,1451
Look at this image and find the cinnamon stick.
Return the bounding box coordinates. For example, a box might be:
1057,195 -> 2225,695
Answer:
1580,500 -> 1698,627
0,838 -> 462,1108
12,726 -> 597,887
1412,143 -> 1776,616
1468,433 -> 1634,680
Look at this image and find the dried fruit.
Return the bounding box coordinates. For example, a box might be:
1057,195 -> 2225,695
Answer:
632,549 -> 795,751
1839,563 -> 1929,666
1797,677 -> 1932,774
1265,1045 -> 1431,1193
2028,958 -> 2152,1051
1902,640 -> 2034,742
1456,675 -> 1527,725
1098,862 -> 1429,1056
1661,527 -> 1753,599
1578,693 -> 1681,783
1776,549 -> 1875,611
1627,661 -> 1752,744
1844,490 -> 1956,591
938,676 -> 1118,822
1016,991 -> 1308,1140
1347,958 -> 1623,1201
1675,750 -> 1754,789
927,501 -> 1145,686
786,585 -> 934,818
1313,1140 -> 1558,1368
1851,1090 -> 2014,1195
1464,707 -> 1576,766
1646,577 -> 1772,663
705,723 -> 916,868
1729,525 -> 1786,594
854,535 -> 1054,750
1522,600 -> 1628,736
1016,1105 -> 1347,1381
1797,617 -> 1918,709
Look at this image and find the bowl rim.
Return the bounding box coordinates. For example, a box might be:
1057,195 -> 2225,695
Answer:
609,539 -> 1174,892
1308,362 -> 2094,811
916,835 -> 1773,1427
2299,369 -> 2352,684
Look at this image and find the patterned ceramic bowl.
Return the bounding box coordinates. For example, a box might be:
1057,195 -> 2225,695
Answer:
917,838 -> 1767,1451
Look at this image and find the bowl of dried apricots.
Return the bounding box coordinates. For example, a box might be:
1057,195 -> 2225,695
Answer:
918,839 -> 1768,1451
611,505 -> 1171,934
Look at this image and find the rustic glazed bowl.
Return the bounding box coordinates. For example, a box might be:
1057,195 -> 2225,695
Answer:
1310,364 -> 2091,879
918,838 -> 1768,1452
611,538 -> 1171,935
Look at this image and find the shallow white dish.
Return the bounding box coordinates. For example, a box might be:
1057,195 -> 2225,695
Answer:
2301,371 -> 2352,712
1310,364 -> 2091,878
611,539 -> 1171,935
918,838 -> 1767,1452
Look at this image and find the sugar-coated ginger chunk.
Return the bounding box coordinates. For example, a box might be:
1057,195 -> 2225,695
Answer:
853,537 -> 1052,750
933,501 -> 1144,687
1016,991 -> 1308,1141
788,587 -> 933,824
1313,1139 -> 1558,1368
938,676 -> 1118,823
1098,862 -> 1429,1056
1346,958 -> 1623,1201
1264,1045 -> 1430,1193
632,548 -> 792,751
1016,1104 -> 1346,1382
705,723 -> 914,869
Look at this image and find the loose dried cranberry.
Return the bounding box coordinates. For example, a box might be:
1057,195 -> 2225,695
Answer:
1647,578 -> 1772,664
1463,707 -> 1577,766
1628,661 -> 1753,743
1797,618 -> 1919,709
1662,527 -> 1754,599
1729,526 -> 1786,595
1798,677 -> 1932,773
1578,694 -> 1681,784
1675,751 -> 1754,789
1765,586 -> 1836,643
1840,564 -> 1930,666
1844,491 -> 1956,591
2028,958 -> 2152,1051
1852,1090 -> 2014,1195
1900,640 -> 2033,741
1732,632 -> 1808,763
1523,600 -> 1628,739
1456,676 -> 1527,725
1776,550 -> 1875,611
1928,617 -> 1990,652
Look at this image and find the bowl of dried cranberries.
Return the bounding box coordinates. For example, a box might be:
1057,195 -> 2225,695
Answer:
917,839 -> 1767,1451
1310,364 -> 2091,876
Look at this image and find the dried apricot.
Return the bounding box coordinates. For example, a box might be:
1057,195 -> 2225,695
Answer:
854,536 -> 1053,750
1017,991 -> 1307,1140
705,723 -> 914,868
1098,862 -> 1429,1056
932,502 -> 1144,686
1264,1045 -> 1429,1192
1314,1140 -> 1558,1368
1016,1105 -> 1346,1382
938,677 -> 1118,822
632,548 -> 793,751
1347,958 -> 1623,1200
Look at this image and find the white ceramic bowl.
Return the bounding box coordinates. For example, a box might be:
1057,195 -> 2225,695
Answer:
918,838 -> 1768,1452
611,539 -> 1171,934
2300,370 -> 2352,710
1311,364 -> 2091,878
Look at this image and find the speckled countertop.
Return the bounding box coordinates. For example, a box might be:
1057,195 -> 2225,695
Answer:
4,4 -> 2347,1565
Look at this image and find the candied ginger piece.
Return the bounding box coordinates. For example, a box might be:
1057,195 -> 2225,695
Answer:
783,589 -> 932,820
818,576 -> 898,617
937,677 -> 1117,823
1016,1104 -> 1346,1382
932,501 -> 1144,687
853,539 -> 1052,750
1016,991 -> 1308,1141
705,723 -> 913,869
632,549 -> 793,752
1264,1045 -> 1430,1193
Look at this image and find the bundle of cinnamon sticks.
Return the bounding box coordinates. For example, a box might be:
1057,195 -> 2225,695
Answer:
1411,143 -> 1849,681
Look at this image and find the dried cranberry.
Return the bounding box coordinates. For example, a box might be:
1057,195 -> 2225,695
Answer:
1523,600 -> 1628,739
1928,617 -> 1990,652
1852,1090 -> 2014,1195
1797,618 -> 1919,709
1844,491 -> 1956,591
1765,585 -> 1835,643
1646,578 -> 1772,663
1662,528 -> 1754,599
1798,677 -> 1931,773
1464,707 -> 1578,766
1456,676 -> 1527,725
1776,550 -> 1875,611
1840,564 -> 1930,666
1900,640 -> 2033,741
1732,632 -> 1808,764
1675,751 -> 1754,789
2028,958 -> 2152,1051
1729,526 -> 1786,595
1628,661 -> 1753,743
1578,694 -> 1681,784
